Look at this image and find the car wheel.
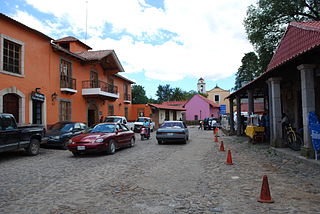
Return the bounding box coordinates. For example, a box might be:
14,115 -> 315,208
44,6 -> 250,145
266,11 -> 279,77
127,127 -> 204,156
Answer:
72,152 -> 80,157
25,139 -> 40,156
107,140 -> 116,155
130,138 -> 135,147
158,140 -> 163,144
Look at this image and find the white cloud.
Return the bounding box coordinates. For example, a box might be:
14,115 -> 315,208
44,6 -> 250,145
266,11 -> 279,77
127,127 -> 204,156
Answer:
13,0 -> 256,82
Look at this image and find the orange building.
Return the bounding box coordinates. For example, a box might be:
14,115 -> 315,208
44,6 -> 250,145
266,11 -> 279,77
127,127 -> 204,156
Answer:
0,13 -> 134,127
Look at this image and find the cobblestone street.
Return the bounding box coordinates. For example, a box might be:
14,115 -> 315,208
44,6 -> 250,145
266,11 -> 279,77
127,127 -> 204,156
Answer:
1,127 -> 320,214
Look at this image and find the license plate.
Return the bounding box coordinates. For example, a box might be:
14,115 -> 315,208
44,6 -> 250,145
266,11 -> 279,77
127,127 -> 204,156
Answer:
77,146 -> 85,150
167,133 -> 174,136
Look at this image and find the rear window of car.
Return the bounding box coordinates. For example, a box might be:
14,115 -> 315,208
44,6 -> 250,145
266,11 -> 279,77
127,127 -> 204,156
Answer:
105,117 -> 121,122
161,122 -> 183,128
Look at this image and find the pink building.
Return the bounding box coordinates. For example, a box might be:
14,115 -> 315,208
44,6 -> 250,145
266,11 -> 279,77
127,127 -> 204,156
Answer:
184,94 -> 220,120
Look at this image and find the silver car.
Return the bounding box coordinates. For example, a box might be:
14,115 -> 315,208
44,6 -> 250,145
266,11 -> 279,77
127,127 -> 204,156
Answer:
156,121 -> 189,144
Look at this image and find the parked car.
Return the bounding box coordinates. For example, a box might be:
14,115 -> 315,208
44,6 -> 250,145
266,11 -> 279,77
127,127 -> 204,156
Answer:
203,117 -> 221,130
134,117 -> 155,133
67,122 -> 135,156
44,121 -> 89,149
0,113 -> 45,156
156,121 -> 189,144
104,116 -> 134,130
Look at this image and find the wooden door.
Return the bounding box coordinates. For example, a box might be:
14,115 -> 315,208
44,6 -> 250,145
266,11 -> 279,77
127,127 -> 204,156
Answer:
3,94 -> 19,123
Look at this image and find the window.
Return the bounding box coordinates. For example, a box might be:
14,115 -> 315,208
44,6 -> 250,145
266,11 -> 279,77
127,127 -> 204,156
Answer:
60,59 -> 72,76
1,35 -> 24,76
194,115 -> 198,120
120,124 -> 129,131
108,104 -> 114,116
59,100 -> 72,121
214,95 -> 220,103
165,110 -> 170,121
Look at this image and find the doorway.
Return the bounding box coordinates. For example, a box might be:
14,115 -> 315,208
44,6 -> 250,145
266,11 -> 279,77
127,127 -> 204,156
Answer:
87,103 -> 98,127
3,93 -> 19,123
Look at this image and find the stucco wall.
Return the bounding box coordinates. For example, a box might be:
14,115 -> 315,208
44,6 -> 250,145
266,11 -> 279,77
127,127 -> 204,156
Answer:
185,95 -> 210,120
207,87 -> 230,114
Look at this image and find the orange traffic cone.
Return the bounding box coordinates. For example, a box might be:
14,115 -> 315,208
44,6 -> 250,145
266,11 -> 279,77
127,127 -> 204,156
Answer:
225,150 -> 233,165
214,135 -> 219,142
219,141 -> 225,151
258,175 -> 274,203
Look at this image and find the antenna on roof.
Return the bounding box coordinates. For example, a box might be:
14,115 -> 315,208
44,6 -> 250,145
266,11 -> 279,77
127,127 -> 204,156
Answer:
85,0 -> 88,42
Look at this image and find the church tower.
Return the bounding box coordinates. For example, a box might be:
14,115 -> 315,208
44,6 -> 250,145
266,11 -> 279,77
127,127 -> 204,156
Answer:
197,77 -> 206,93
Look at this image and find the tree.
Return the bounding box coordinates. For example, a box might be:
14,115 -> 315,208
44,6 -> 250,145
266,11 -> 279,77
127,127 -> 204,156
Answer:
171,87 -> 185,101
234,52 -> 259,90
131,85 -> 149,104
156,84 -> 173,103
244,0 -> 320,71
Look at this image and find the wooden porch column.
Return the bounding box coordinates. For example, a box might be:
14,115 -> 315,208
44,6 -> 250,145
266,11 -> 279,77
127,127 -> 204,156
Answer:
297,64 -> 316,158
236,95 -> 241,136
247,89 -> 254,116
229,97 -> 235,135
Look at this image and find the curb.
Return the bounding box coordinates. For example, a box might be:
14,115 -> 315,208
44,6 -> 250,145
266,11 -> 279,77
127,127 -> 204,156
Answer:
271,147 -> 320,170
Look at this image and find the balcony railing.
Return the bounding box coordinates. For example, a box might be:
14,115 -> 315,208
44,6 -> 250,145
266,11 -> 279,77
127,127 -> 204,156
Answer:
82,80 -> 118,93
82,80 -> 119,99
60,75 -> 77,92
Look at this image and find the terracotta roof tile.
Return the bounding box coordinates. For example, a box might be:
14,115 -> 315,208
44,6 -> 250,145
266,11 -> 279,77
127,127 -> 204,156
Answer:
76,50 -> 113,60
162,101 -> 187,106
54,36 -> 92,50
267,21 -> 320,72
148,103 -> 186,111
197,94 -> 220,108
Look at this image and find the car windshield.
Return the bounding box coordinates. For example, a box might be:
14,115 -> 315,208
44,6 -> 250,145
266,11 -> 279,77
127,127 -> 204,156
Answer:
161,122 -> 183,128
49,123 -> 74,132
90,124 -> 115,133
136,118 -> 146,122
105,117 -> 121,122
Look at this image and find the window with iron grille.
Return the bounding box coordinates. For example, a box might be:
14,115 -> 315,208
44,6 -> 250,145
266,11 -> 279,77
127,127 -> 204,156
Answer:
108,104 -> 114,116
3,39 -> 21,74
59,100 -> 72,121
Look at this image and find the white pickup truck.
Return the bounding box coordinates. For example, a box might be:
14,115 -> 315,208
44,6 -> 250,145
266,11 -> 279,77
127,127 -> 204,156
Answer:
104,116 -> 134,131
133,117 -> 155,133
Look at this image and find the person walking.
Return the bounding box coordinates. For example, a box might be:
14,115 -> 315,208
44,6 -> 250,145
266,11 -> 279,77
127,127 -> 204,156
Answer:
199,120 -> 203,130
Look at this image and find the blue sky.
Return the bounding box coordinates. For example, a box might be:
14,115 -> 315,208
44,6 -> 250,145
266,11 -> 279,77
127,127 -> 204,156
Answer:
1,0 -> 256,98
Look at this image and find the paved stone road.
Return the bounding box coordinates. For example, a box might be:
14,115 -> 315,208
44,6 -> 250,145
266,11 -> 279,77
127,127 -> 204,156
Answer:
1,127 -> 320,213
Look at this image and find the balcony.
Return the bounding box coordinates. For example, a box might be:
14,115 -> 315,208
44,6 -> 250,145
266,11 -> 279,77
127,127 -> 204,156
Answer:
60,75 -> 77,93
82,80 -> 119,100
124,93 -> 131,103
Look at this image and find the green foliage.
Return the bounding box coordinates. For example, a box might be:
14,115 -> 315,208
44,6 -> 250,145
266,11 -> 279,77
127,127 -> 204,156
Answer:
244,0 -> 320,71
198,92 -> 208,98
234,52 -> 259,91
155,85 -> 200,103
156,84 -> 173,103
131,85 -> 149,104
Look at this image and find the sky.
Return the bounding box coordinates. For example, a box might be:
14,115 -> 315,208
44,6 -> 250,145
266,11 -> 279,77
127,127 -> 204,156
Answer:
1,0 -> 256,98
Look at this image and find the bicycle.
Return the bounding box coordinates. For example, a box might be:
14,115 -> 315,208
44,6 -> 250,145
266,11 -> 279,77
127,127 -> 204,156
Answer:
283,123 -> 304,151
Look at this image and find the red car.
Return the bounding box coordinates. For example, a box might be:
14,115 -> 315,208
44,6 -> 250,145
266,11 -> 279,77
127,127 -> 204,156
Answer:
67,122 -> 135,156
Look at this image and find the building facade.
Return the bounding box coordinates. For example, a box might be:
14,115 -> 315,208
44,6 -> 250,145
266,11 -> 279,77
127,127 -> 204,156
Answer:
206,85 -> 230,114
0,13 -> 133,127
184,94 -> 220,121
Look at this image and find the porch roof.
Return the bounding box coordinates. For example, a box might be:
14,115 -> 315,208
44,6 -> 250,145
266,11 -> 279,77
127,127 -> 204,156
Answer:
227,20 -> 320,100
267,21 -> 320,72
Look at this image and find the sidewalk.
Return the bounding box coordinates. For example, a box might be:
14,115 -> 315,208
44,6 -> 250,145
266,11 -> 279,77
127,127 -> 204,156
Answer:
233,134 -> 320,169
